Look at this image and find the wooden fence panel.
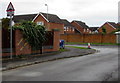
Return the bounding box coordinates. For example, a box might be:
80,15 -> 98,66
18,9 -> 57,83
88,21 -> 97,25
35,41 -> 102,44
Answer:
60,34 -> 117,43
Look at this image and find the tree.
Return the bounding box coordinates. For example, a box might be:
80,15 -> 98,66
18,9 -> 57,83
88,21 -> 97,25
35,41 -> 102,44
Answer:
2,18 -> 10,29
102,27 -> 106,34
12,21 -> 46,54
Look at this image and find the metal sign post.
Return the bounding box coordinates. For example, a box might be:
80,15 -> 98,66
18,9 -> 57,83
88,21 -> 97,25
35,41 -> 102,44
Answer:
6,2 -> 15,59
10,15 -> 12,59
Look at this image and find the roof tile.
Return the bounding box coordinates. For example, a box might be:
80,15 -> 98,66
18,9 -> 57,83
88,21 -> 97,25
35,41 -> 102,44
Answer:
61,19 -> 74,27
13,12 -> 63,24
74,20 -> 89,29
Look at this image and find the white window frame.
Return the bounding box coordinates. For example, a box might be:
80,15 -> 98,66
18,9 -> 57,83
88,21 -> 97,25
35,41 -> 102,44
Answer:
72,28 -> 74,31
37,21 -> 44,26
64,27 -> 67,31
84,29 -> 86,32
67,27 -> 69,31
87,28 -> 89,32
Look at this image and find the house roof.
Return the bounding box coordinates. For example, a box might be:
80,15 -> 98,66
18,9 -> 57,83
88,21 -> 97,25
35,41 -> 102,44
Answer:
13,12 -> 63,24
61,19 -> 74,27
89,27 -> 99,31
73,20 -> 89,29
13,14 -> 37,23
117,22 -> 120,26
118,22 -> 120,24
41,13 -> 63,24
107,22 -> 118,29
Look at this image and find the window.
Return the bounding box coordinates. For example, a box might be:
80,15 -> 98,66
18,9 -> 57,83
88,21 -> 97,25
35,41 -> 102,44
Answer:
64,27 -> 67,31
37,21 -> 44,25
87,29 -> 89,32
95,30 -> 98,33
66,27 -> 69,31
84,29 -> 86,32
89,31 -> 92,33
72,28 -> 74,31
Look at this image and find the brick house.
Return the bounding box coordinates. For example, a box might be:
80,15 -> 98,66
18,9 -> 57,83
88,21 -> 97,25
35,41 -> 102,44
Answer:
61,19 -> 79,34
98,22 -> 118,34
117,22 -> 120,27
13,12 -> 64,34
89,27 -> 99,34
71,20 -> 91,34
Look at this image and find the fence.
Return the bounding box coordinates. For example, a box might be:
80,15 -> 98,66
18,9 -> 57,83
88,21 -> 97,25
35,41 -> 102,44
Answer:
60,34 -> 117,43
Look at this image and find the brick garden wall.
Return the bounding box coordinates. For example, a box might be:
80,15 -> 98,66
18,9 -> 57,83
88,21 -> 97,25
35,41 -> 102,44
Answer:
2,29 -> 60,57
60,34 -> 117,43
43,30 -> 60,52
116,34 -> 120,43
14,30 -> 31,55
0,29 -> 2,57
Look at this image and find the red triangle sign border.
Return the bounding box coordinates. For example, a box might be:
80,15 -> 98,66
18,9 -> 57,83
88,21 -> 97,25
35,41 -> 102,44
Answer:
6,2 -> 15,12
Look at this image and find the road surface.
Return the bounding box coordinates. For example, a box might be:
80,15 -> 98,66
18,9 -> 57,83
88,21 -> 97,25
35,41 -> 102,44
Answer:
2,45 -> 118,81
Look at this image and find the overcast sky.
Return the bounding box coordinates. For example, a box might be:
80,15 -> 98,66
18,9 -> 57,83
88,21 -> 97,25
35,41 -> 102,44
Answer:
0,0 -> 119,27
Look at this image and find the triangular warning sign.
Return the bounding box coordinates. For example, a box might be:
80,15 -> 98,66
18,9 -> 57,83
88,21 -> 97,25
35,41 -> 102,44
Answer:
6,2 -> 15,12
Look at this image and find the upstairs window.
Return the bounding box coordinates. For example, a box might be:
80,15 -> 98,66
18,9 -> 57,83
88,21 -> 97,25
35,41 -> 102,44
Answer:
64,27 -> 67,31
87,28 -> 89,32
84,29 -> 86,32
67,27 -> 69,31
72,28 -> 75,31
37,21 -> 44,26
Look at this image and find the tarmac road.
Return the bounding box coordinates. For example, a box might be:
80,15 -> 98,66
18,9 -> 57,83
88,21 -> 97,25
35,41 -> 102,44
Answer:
2,45 -> 118,81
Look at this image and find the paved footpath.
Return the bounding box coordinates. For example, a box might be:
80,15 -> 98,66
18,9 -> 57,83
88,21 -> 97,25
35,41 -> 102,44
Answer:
2,46 -> 96,71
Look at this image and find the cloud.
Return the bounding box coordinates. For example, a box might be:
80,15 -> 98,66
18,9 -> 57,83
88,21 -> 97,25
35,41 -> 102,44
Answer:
0,0 -> 119,26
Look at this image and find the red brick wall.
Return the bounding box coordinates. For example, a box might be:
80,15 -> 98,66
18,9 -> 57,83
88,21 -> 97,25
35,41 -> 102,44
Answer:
15,30 -> 31,55
98,23 -> 116,34
60,34 -> 68,42
15,29 -> 60,55
101,34 -> 116,43
53,30 -> 60,51
60,34 -> 117,43
0,29 -> 2,57
49,22 -> 64,34
68,34 -> 83,42
43,30 -> 60,52
2,28 -> 10,48
83,34 -> 102,43
2,29 -> 60,57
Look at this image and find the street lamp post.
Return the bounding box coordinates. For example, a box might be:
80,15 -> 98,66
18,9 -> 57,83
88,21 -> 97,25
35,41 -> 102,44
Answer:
45,4 -> 48,29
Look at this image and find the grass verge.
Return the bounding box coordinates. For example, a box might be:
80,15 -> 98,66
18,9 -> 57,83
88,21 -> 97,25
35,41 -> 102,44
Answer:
65,42 -> 120,45
66,46 -> 89,49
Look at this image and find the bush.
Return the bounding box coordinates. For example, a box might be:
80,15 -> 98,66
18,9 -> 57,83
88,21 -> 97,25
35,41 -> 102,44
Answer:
12,21 -> 47,52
